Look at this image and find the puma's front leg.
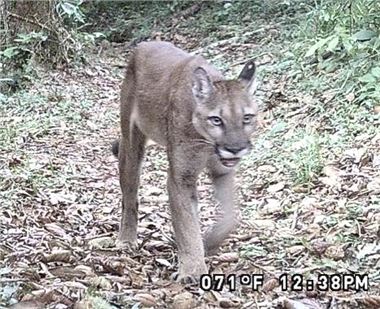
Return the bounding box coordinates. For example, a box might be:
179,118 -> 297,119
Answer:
205,159 -> 238,255
167,155 -> 207,282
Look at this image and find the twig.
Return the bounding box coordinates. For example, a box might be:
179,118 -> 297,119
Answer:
247,258 -> 277,277
7,11 -> 53,32
0,278 -> 27,283
291,205 -> 299,230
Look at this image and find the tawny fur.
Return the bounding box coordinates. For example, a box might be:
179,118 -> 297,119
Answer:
115,41 -> 258,282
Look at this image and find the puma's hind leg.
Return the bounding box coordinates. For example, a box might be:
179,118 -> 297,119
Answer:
117,123 -> 146,249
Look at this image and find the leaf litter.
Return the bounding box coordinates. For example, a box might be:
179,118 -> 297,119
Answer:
1,9 -> 380,309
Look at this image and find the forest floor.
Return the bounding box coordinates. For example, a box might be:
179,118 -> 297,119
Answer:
1,2 -> 379,309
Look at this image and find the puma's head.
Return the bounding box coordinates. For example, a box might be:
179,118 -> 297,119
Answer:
191,60 -> 258,168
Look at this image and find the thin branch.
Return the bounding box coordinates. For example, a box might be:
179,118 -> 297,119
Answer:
7,11 -> 53,32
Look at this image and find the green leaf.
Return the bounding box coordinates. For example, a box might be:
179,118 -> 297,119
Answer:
353,30 -> 377,42
305,37 -> 331,57
0,47 -> 19,59
61,2 -> 76,15
359,73 -> 376,84
371,67 -> 380,78
327,36 -> 339,51
342,39 -> 354,53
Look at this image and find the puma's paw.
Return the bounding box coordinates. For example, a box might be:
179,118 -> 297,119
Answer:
171,272 -> 199,285
115,238 -> 138,251
171,262 -> 208,284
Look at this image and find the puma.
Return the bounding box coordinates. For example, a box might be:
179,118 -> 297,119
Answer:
113,41 -> 258,282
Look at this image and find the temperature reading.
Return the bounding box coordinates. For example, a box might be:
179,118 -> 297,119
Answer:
239,274 -> 264,291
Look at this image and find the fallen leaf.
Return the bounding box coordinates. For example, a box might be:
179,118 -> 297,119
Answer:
320,164 -> 341,187
367,177 -> 380,193
88,237 -> 114,249
345,92 -> 355,102
357,243 -> 380,259
43,249 -> 73,263
286,245 -> 305,256
262,278 -> 278,292
261,198 -> 282,214
216,252 -> 239,263
172,291 -> 196,309
134,293 -> 157,307
282,298 -> 323,309
218,297 -> 241,308
310,239 -> 330,256
8,301 -> 45,309
250,219 -> 276,230
324,245 -> 345,260
44,223 -> 66,237
89,276 -> 112,290
257,165 -> 277,172
358,296 -> 380,308
267,181 -> 285,193
155,258 -> 172,267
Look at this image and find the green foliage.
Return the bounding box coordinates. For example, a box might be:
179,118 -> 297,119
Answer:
57,0 -> 86,24
0,0 -> 94,92
82,1 -> 185,42
291,132 -> 322,184
0,31 -> 47,66
307,0 -> 380,35
300,0 -> 380,98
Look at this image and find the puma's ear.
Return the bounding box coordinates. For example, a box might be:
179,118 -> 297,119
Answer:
192,67 -> 213,103
238,60 -> 257,95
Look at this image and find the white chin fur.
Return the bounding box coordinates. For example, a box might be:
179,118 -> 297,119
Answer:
218,148 -> 249,159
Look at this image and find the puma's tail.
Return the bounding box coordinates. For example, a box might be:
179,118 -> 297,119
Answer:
111,140 -> 119,157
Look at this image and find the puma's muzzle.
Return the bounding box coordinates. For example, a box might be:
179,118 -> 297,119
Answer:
216,142 -> 251,167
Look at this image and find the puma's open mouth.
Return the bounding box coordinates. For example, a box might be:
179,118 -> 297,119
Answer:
220,158 -> 240,167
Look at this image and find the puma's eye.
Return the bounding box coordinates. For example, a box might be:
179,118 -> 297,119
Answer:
243,114 -> 254,124
208,116 -> 223,126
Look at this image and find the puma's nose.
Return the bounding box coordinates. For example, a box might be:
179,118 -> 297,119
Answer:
224,146 -> 246,155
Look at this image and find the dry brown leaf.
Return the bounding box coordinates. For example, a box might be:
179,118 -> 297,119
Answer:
373,106 -> 380,114
345,92 -> 355,102
8,301 -> 45,309
310,239 -> 330,256
262,198 -> 282,214
172,291 -> 196,309
320,164 -> 341,188
74,265 -> 94,276
218,297 -> 241,308
44,223 -> 66,237
89,276 -> 112,290
358,295 -> 380,307
324,245 -> 345,260
88,236 -> 114,249
49,266 -> 88,279
216,252 -> 239,263
250,219 -> 276,230
367,177 -> 380,193
343,148 -> 367,163
261,278 -> 278,292
73,300 -> 92,309
257,164 -> 277,173
42,249 -> 73,263
134,293 -> 157,307
286,245 -> 305,256
155,258 -> 172,267
282,298 -> 323,309
267,181 -> 285,193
